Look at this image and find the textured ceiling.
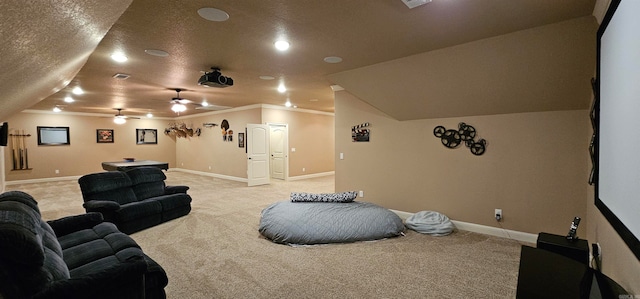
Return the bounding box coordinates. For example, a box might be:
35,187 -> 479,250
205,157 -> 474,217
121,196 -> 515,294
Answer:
0,0 -> 133,121
3,0 -> 596,120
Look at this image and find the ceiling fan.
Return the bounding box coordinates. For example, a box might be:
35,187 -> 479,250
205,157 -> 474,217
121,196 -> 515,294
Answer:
169,88 -> 192,113
168,88 -> 232,113
112,108 -> 139,124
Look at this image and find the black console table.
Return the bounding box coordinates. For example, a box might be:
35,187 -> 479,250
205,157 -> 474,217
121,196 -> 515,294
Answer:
516,245 -> 628,298
536,232 -> 589,265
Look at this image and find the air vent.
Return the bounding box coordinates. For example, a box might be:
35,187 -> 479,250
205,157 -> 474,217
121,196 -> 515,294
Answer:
112,73 -> 130,80
401,0 -> 431,9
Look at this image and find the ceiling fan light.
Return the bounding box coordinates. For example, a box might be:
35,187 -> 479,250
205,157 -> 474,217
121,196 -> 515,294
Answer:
114,116 -> 126,124
171,103 -> 187,113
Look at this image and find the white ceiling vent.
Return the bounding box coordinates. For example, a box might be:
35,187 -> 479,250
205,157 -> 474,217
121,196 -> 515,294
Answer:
112,73 -> 130,80
401,0 -> 432,9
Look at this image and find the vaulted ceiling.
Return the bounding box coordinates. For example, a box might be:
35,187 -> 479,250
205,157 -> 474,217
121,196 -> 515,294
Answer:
1,0 -> 596,121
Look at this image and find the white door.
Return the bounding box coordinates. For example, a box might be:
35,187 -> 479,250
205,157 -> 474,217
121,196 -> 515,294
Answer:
247,124 -> 270,186
269,124 -> 287,180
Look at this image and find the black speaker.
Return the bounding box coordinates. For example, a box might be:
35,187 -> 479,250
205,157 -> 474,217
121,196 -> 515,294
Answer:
0,122 -> 8,146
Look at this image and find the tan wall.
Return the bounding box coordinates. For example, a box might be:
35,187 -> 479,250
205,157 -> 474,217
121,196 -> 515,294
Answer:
175,108 -> 262,179
2,106 -> 334,182
171,105 -> 335,179
3,111 -> 176,180
262,108 -> 335,177
335,91 -> 588,235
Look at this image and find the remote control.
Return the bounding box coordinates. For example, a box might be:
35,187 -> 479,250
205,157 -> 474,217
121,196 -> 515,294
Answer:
566,216 -> 581,241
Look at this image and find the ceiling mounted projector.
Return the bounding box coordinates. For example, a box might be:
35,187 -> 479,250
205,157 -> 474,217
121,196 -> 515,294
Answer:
198,67 -> 233,88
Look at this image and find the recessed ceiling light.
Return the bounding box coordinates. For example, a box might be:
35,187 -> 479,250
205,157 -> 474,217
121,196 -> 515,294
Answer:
53,106 -> 62,113
64,96 -> 74,103
146,112 -> 153,118
144,49 -> 169,57
259,75 -> 275,80
323,56 -> 343,63
285,101 -> 292,107
275,40 -> 290,51
198,7 -> 229,22
110,52 -> 128,63
201,101 -> 209,107
72,87 -> 84,95
277,84 -> 287,93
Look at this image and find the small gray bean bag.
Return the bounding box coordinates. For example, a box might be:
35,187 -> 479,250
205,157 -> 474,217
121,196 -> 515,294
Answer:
259,201 -> 405,245
405,211 -> 455,236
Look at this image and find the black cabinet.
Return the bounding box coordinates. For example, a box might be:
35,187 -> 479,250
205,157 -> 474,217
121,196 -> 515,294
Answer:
516,245 -> 628,298
536,232 -> 589,265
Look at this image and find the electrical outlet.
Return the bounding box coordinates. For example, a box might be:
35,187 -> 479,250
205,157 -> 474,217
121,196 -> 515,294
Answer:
358,190 -> 364,197
55,169 -> 59,174
302,167 -> 306,172
495,209 -> 502,221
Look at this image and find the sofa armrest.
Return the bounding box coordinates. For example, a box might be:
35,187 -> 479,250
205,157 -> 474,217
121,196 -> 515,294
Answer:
47,212 -> 104,237
165,185 -> 189,194
83,200 -> 121,212
82,201 -> 120,223
33,255 -> 147,299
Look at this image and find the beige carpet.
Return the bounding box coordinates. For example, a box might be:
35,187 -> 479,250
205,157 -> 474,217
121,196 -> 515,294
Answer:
7,171 -> 523,298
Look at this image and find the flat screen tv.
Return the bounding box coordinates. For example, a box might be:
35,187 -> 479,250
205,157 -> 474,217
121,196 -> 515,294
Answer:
37,126 -> 70,146
595,0 -> 640,260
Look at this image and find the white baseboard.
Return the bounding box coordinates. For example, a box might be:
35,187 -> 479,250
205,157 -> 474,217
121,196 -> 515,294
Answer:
390,209 -> 537,244
170,168 -> 248,182
4,175 -> 82,186
288,171 -> 335,181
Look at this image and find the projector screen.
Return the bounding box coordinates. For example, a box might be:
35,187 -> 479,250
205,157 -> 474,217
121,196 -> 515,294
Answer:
596,0 -> 640,260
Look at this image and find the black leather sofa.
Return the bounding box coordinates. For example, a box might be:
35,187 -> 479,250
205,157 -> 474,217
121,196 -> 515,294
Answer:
78,167 -> 192,234
0,191 -> 168,299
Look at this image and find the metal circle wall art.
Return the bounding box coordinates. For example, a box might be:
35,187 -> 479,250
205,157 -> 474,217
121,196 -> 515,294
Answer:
433,122 -> 487,156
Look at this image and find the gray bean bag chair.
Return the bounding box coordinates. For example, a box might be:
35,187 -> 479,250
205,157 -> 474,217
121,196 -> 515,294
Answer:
259,200 -> 405,245
405,211 -> 455,236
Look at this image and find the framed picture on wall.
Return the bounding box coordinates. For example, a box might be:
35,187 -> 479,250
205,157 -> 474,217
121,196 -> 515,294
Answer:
97,129 -> 114,143
238,132 -> 245,148
136,129 -> 157,144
